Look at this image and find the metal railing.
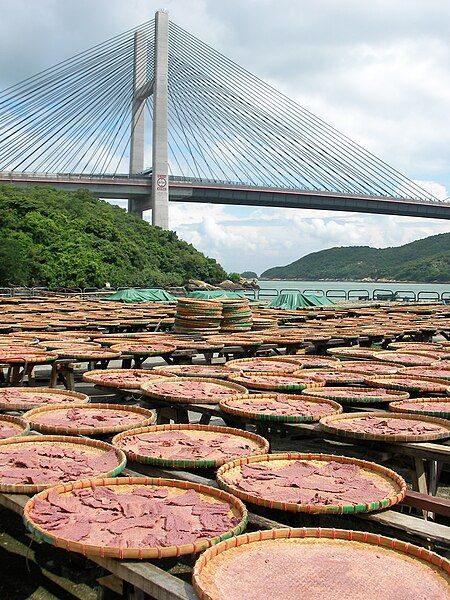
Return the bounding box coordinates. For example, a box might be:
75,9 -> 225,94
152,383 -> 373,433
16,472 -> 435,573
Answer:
0,285 -> 449,302
394,290 -> 416,302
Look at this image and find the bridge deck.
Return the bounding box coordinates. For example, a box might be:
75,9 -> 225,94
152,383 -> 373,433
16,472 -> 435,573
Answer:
1,172 -> 449,219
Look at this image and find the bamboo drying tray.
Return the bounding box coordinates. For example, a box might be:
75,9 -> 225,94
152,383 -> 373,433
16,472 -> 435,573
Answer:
0,435 -> 126,493
23,476 -> 247,559
193,527 -> 450,600
0,350 -> 58,364
365,375 -> 450,394
319,411 -> 450,442
225,357 -> 299,373
389,397 -> 450,419
82,368 -> 167,389
274,355 -> 341,368
304,369 -> 367,385
216,452 -> 406,515
0,414 -> 30,439
153,365 -> 233,379
54,349 -> 121,360
399,366 -> 450,381
0,387 -> 89,411
24,403 -> 156,435
112,423 -> 269,468
109,343 -> 176,356
373,351 -> 438,366
227,372 -> 325,392
303,386 -> 409,404
327,347 -> 381,360
219,393 -> 342,423
140,377 -> 248,405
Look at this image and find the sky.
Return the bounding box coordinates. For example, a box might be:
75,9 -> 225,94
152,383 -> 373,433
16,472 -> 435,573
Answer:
0,0 -> 449,275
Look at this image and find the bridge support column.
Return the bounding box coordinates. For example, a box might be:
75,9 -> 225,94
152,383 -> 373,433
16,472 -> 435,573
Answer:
128,30 -> 147,217
151,10 -> 169,229
128,198 -> 147,217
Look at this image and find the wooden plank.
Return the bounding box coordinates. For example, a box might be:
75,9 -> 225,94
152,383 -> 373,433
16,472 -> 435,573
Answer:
403,490 -> 450,518
360,511 -> 450,547
97,574 -> 123,595
93,558 -> 197,600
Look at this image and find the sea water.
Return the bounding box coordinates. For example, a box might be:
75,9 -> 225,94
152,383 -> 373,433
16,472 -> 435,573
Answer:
257,279 -> 450,300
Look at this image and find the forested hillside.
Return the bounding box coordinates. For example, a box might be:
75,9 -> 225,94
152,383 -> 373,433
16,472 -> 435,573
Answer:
0,185 -> 227,288
261,233 -> 450,282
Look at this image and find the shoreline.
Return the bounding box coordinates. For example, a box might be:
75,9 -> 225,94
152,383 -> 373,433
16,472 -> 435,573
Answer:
258,279 -> 450,284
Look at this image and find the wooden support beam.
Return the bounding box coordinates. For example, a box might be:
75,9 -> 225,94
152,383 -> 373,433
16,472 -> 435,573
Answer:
403,490 -> 450,518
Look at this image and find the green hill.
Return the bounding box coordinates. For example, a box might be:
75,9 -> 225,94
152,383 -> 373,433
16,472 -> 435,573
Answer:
261,232 -> 450,282
0,185 -> 227,288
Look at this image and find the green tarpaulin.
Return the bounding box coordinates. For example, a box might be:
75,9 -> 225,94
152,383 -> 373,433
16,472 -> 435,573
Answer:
269,292 -> 333,310
188,290 -> 248,299
104,288 -> 176,303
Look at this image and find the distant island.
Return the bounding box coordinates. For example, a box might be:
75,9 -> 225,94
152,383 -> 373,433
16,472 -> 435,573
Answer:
241,271 -> 258,279
261,232 -> 450,283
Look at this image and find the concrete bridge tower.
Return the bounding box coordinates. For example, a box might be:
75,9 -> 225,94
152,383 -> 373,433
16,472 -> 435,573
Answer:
128,10 -> 169,229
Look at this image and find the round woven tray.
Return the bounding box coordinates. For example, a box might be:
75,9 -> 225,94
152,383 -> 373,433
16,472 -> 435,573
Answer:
54,349 -> 121,360
227,372 -> 325,392
388,342 -> 442,351
327,347 -> 381,360
225,358 -> 299,374
38,342 -> 102,351
219,393 -> 342,423
389,397 -> 450,419
192,527 -> 450,600
171,341 -> 224,351
216,453 -> 406,515
0,387 -> 89,411
304,369 -> 366,385
207,336 -> 264,347
0,414 -> 30,439
152,365 -> 233,379
140,377 -> 248,405
319,411 -> 450,442
400,366 -> 450,381
364,375 -> 450,394
303,386 -> 409,404
0,343 -> 41,351
112,423 -> 269,468
82,368 -> 166,389
109,343 -> 176,356
274,356 -> 341,369
0,351 -> 58,364
23,476 -> 247,560
373,351 -> 438,366
339,361 -> 400,375
0,435 -> 126,493
24,403 -> 156,435
399,349 -> 450,360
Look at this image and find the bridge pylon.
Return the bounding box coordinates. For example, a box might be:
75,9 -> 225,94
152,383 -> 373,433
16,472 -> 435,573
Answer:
151,10 -> 169,228
128,10 -> 169,228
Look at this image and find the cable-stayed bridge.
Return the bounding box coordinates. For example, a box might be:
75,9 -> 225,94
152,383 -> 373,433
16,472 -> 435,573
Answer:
0,10 -> 449,226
